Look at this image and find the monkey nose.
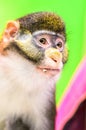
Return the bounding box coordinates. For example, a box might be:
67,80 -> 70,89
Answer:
45,48 -> 62,63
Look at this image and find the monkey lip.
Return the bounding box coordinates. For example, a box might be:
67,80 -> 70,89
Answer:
37,66 -> 61,76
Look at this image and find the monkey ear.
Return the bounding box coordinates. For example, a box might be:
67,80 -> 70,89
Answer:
0,21 -> 20,54
2,20 -> 20,44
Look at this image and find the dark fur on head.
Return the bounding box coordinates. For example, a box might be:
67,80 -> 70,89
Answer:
18,12 -> 66,37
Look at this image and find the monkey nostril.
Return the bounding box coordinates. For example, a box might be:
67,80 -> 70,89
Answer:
51,57 -> 57,63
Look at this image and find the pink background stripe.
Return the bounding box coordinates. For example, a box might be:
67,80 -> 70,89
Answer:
55,57 -> 86,130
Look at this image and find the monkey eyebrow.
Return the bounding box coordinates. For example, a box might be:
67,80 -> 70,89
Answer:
32,30 -> 56,36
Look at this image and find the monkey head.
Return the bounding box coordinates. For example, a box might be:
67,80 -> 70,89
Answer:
0,12 -> 68,78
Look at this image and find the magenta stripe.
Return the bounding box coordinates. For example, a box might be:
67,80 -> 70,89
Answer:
55,57 -> 86,130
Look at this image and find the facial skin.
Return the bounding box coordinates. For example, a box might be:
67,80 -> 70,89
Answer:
0,12 -> 68,130
32,30 -> 65,77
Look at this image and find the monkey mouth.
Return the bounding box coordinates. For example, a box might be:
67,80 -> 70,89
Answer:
43,68 -> 60,72
37,66 -> 61,76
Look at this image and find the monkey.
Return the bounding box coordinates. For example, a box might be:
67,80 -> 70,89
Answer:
0,12 -> 68,130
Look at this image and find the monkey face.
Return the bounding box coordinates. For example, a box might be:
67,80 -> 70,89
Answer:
11,30 -> 65,78
11,29 -> 65,77
32,30 -> 65,77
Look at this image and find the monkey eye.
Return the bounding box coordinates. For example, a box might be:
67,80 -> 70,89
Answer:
56,38 -> 64,52
39,38 -> 47,44
38,38 -> 49,48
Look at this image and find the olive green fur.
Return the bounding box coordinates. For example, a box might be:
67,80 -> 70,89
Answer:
14,29 -> 43,62
62,46 -> 69,63
18,12 -> 66,37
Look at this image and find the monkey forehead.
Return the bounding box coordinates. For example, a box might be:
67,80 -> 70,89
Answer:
18,12 -> 66,36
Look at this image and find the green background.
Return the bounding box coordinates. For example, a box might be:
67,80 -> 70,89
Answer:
0,0 -> 86,104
